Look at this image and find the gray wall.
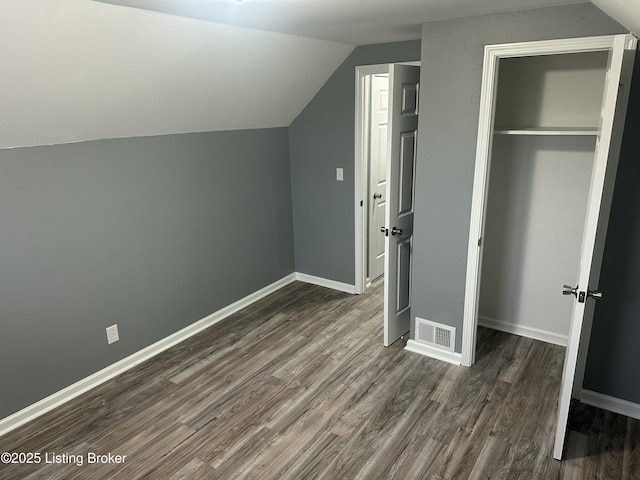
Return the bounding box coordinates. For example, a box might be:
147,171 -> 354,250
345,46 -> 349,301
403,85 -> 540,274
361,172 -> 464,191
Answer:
0,128 -> 294,418
583,51 -> 640,404
411,4 -> 625,351
289,40 -> 421,284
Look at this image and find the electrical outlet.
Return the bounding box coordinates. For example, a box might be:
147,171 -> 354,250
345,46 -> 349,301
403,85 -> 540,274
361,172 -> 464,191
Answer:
336,167 -> 344,181
106,324 -> 119,345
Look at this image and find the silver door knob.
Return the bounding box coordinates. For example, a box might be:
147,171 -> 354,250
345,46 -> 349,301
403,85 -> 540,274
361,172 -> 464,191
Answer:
562,284 -> 578,297
391,227 -> 403,236
373,193 -> 382,199
588,290 -> 603,300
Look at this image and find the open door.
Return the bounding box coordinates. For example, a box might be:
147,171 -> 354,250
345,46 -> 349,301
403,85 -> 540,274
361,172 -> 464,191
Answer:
553,34 -> 637,460
383,64 -> 420,346
368,73 -> 390,282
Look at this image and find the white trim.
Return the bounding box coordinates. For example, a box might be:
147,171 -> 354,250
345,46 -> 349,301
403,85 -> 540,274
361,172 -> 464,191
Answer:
295,272 -> 356,294
0,273 -> 297,438
461,36 -> 500,367
461,34 -> 627,369
581,389 -> 640,421
478,316 -> 567,346
354,64 -> 391,295
405,340 -> 462,366
484,35 -> 619,58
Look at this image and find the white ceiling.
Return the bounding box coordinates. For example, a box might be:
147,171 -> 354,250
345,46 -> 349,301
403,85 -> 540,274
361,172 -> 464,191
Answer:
95,0 -> 602,45
3,0 -> 638,149
0,0 -> 353,148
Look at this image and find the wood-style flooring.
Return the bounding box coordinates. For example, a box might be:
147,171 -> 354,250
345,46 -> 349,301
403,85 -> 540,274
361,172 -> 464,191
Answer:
0,279 -> 638,479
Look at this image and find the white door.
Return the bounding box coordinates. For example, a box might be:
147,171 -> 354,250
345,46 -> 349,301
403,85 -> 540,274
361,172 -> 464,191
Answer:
368,74 -> 389,282
553,34 -> 636,460
383,64 -> 420,347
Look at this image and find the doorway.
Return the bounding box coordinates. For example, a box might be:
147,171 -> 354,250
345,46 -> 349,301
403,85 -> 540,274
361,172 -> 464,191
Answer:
356,66 -> 390,289
355,62 -> 420,294
460,35 -> 636,460
355,64 -> 389,294
355,62 -> 420,347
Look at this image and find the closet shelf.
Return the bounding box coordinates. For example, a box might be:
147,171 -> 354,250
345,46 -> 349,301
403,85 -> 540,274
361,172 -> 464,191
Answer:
494,127 -> 599,136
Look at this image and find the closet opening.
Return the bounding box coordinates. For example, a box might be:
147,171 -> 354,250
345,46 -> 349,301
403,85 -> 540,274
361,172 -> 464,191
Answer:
461,33 -> 637,461
478,51 -> 609,348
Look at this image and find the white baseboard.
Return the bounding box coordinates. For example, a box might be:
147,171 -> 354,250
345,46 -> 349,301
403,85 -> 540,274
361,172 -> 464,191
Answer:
580,389 -> 640,420
405,340 -> 462,366
0,273 -> 297,438
479,316 -> 567,346
295,272 -> 356,294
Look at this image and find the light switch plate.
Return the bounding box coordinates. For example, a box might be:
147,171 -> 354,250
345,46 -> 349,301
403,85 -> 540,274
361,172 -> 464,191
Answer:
336,168 -> 344,181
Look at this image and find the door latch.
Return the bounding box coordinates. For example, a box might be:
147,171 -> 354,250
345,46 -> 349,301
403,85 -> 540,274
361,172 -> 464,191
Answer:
380,226 -> 388,237
578,290 -> 603,303
588,290 -> 603,300
563,285 -> 602,303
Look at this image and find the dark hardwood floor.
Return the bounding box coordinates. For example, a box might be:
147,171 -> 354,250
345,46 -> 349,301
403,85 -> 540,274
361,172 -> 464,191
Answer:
0,279 -> 638,479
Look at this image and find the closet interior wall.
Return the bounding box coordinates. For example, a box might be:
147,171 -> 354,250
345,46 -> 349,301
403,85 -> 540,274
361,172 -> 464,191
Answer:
478,51 -> 610,345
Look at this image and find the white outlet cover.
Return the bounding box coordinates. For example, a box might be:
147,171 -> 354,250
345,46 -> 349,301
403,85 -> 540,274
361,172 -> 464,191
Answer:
336,167 -> 344,181
106,324 -> 119,345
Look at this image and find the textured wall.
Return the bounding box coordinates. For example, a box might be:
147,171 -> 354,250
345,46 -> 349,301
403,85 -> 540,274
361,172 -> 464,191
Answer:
411,4 -> 625,351
289,40 -> 421,284
0,128 -> 294,418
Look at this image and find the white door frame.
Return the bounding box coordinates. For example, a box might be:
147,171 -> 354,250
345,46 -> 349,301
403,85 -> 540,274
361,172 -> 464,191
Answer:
355,62 -> 420,294
461,35 -> 628,367
355,64 -> 391,294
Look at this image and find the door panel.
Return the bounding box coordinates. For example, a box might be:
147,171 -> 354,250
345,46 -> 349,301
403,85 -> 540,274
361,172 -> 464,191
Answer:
398,131 -> 416,216
373,200 -> 386,263
384,64 -> 420,347
553,34 -> 636,460
396,238 -> 411,313
368,74 -> 389,281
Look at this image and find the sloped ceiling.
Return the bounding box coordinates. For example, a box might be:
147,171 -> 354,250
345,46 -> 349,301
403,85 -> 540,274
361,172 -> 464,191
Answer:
2,0 -> 638,149
98,0 -> 592,45
592,0 -> 640,37
0,0 -> 353,148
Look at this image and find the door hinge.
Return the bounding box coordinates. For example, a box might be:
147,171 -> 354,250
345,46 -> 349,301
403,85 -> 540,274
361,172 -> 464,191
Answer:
478,237 -> 482,247
360,200 -> 363,207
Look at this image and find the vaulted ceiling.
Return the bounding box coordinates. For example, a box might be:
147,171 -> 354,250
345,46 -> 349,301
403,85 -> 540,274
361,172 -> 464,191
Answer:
97,0 -> 640,45
0,0 -> 353,148
1,0 -> 638,149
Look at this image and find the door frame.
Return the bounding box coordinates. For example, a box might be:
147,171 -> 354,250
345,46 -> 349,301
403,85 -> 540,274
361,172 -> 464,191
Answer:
460,35 -> 627,368
355,64 -> 390,294
355,62 -> 421,295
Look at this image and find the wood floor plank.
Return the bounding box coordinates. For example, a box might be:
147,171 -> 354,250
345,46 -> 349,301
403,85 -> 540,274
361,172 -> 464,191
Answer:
278,431 -> 347,480
317,364 -> 431,480
167,458 -> 217,480
0,278 -> 637,480
467,435 -> 512,480
623,417 -> 640,480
